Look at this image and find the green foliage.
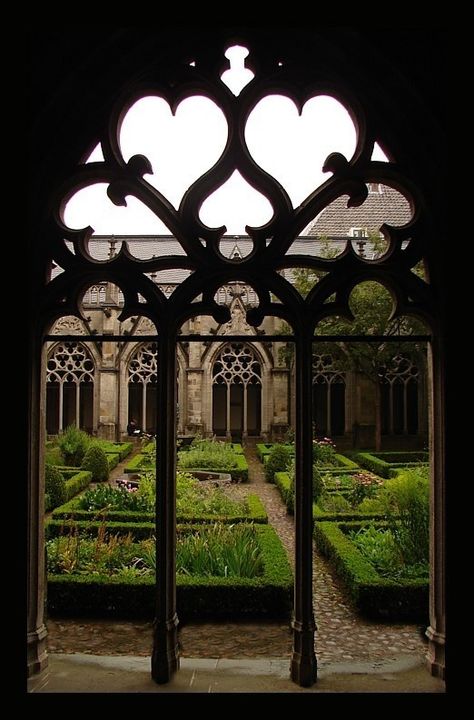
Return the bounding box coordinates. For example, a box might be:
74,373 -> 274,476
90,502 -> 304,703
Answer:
73,471 -> 248,518
353,452 -> 395,479
82,444 -> 109,482
178,441 -> 238,470
58,426 -> 91,466
350,525 -> 402,575
64,470 -> 92,502
265,444 -> 293,482
45,464 -> 66,509
78,484 -> 153,513
46,525 -> 293,619
124,453 -> 154,473
313,521 -> 428,621
318,493 -> 352,513
176,524 -> 263,578
288,461 -> 324,504
45,446 -> 64,466
312,438 -> 337,465
379,468 -> 429,566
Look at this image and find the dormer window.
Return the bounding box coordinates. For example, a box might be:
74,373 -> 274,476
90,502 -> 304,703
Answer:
350,227 -> 367,238
367,183 -> 383,194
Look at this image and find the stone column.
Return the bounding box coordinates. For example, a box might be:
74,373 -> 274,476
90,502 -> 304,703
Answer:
152,330 -> 179,683
27,336 -> 48,678
290,331 -> 317,687
97,366 -> 118,440
426,338 -> 446,680
271,366 -> 290,438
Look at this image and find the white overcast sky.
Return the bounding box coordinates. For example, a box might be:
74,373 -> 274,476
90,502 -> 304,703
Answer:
64,46 -> 387,236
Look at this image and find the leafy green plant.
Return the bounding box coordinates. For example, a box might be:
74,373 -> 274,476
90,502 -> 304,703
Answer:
178,440 -> 238,471
265,444 -> 293,482
176,524 -> 263,577
82,443 -> 109,482
350,525 -> 402,575
45,464 -> 66,510
58,426 -> 91,466
46,523 -> 263,579
382,468 -> 429,566
318,492 -> 352,513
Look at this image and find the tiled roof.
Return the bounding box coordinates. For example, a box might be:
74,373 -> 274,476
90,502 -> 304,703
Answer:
305,184 -> 412,236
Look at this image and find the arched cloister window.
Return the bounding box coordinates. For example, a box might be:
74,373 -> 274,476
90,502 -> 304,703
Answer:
212,342 -> 261,439
312,354 -> 345,437
128,343 -> 158,434
30,35 -> 444,688
46,342 -> 95,434
380,353 -> 420,435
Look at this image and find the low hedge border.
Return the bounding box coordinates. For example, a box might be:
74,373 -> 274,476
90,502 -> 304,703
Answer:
335,454 -> 360,470
371,451 -> 428,464
352,452 -> 396,479
313,521 -> 428,621
46,524 -> 293,619
106,453 -> 120,471
177,454 -> 249,483
96,441 -> 133,461
51,492 -> 267,525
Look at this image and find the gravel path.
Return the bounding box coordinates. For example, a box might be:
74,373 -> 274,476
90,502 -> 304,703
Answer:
46,444 -> 427,665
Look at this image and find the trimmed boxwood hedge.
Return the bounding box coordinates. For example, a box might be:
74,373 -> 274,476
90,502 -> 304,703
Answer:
46,524 -> 293,619
51,492 -> 267,525
371,451 -> 428,464
352,452 -> 396,478
96,441 -> 133,461
313,521 -> 428,621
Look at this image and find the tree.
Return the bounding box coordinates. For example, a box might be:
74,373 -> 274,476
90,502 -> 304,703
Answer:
280,236 -> 427,449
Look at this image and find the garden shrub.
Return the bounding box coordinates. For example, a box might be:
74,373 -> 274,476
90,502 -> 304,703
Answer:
265,444 -> 293,482
45,464 -> 66,509
82,444 -> 109,482
45,446 -> 64,466
58,426 -> 91,467
379,468 -> 429,566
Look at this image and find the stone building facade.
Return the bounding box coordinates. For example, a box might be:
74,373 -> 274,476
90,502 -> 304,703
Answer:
46,184 -> 428,448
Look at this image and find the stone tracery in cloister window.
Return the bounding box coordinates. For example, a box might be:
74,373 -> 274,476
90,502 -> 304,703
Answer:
312,353 -> 345,437
46,342 -> 95,434
213,342 -> 262,387
380,353 -> 420,436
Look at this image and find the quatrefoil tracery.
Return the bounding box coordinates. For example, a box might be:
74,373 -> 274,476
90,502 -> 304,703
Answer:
47,44 -> 430,335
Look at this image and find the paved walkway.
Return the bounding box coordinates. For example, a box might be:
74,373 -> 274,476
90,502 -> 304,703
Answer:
46,444 -> 427,667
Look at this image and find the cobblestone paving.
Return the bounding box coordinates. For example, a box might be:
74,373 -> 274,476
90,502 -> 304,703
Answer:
46,444 -> 427,664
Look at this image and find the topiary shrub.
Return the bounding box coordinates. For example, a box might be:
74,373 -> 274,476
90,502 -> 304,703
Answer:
58,426 -> 91,467
265,444 -> 293,482
82,444 -> 109,482
45,464 -> 66,509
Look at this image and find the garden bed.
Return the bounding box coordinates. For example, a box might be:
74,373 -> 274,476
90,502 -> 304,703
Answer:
46,524 -> 292,619
313,521 -> 428,621
50,492 -> 267,525
274,471 -> 383,521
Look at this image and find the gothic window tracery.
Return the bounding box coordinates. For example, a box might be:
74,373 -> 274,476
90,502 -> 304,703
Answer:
46,342 -> 95,433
